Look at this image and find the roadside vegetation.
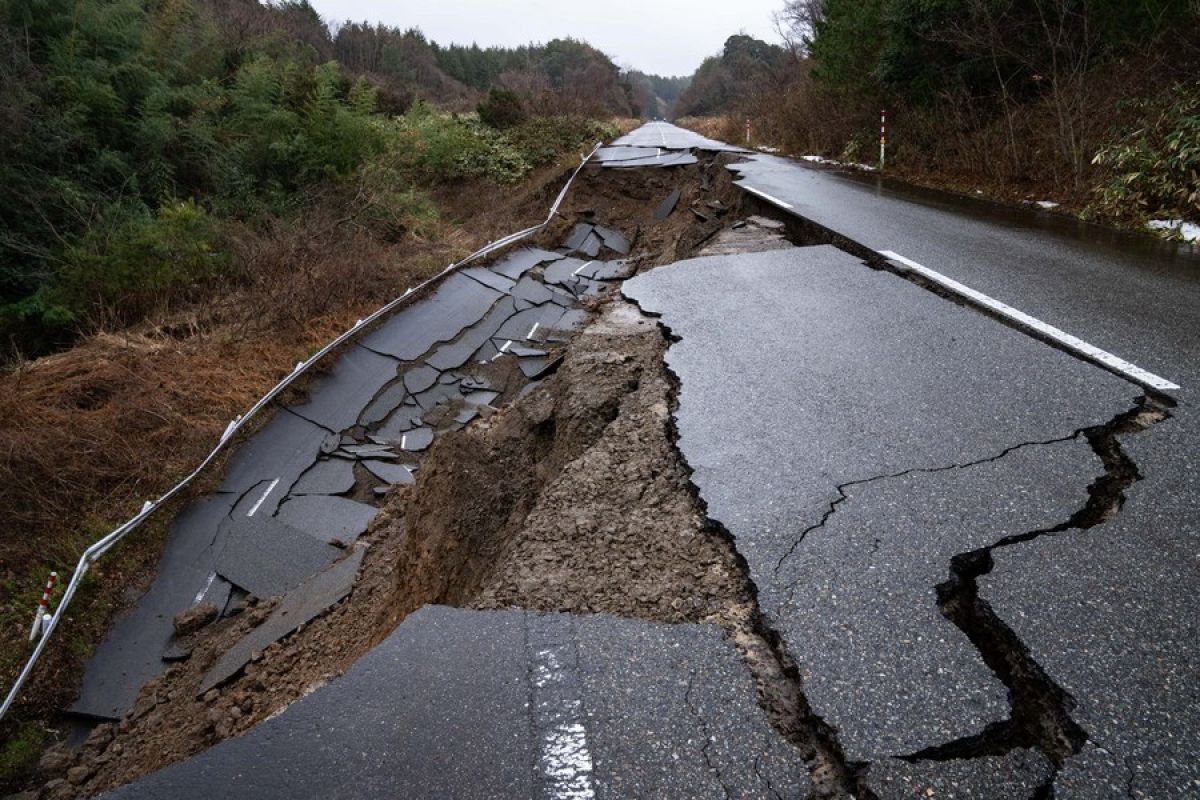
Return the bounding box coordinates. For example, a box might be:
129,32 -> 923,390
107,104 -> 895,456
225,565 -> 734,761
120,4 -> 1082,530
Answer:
0,0 -> 634,785
674,1 -> 1200,236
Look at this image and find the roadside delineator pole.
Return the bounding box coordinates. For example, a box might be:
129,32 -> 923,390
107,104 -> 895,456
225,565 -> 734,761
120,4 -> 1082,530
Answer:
29,572 -> 57,641
746,118 -> 751,147
880,109 -> 887,170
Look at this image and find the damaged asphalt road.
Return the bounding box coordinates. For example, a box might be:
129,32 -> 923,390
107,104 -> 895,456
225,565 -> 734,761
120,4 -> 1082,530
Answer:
47,123 -> 1200,800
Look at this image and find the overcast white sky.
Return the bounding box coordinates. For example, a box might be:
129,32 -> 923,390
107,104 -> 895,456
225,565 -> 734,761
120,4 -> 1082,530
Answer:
306,0 -> 786,77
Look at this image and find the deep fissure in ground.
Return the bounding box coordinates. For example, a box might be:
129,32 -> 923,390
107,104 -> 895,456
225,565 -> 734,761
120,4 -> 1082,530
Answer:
39,152 -> 1169,800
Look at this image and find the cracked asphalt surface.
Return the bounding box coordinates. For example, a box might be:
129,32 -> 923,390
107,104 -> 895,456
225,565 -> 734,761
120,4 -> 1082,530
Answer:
103,608 -> 805,800
65,124 -> 1199,799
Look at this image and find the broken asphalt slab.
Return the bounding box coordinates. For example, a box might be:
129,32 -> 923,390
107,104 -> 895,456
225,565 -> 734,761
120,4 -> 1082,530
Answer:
359,272 -> 501,361
214,514 -> 342,599
72,495 -> 237,720
105,607 -> 806,799
623,245 -> 1135,788
197,549 -> 365,696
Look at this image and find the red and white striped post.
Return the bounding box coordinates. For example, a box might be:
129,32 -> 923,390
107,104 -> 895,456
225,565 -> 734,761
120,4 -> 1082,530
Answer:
879,109 -> 887,171
29,572 -> 57,641
745,118 -> 752,147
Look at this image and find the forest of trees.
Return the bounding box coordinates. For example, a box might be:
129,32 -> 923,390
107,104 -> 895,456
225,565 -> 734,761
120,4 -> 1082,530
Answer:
0,0 -> 664,358
684,1 -> 1199,228
673,35 -> 787,118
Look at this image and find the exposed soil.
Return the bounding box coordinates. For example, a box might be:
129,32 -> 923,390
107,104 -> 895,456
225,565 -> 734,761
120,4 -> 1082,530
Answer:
0,155 -> 600,787
27,157 -> 783,797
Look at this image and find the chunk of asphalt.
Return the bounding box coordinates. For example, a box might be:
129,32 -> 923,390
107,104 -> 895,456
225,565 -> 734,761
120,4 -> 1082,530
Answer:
339,444 -> 395,458
508,344 -> 547,358
654,188 -> 682,221
518,355 -> 562,380
490,248 -> 564,280
413,381 -> 464,411
363,460 -> 415,485
577,260 -> 635,281
496,305 -> 569,342
426,296 -> 518,371
510,275 -> 568,310
374,402 -> 425,440
288,346 -> 399,433
593,225 -> 631,255
358,382 -> 407,427
605,151 -> 698,168
276,495 -> 379,545
542,257 -> 593,288
403,364 -> 440,394
219,411 -> 328,499
461,266 -> 516,294
197,549 -> 365,696
215,514 -> 341,599
360,273 -> 501,361
563,223 -> 595,251
399,426 -> 435,452
593,145 -> 662,162
578,231 -> 603,258
291,459 -> 356,495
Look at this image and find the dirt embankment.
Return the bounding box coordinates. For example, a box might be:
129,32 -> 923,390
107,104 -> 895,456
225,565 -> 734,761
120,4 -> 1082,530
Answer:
0,157 -> 585,780
26,155 -> 760,796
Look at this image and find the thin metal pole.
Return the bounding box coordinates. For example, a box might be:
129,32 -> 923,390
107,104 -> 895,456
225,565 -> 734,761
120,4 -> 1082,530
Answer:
880,109 -> 887,170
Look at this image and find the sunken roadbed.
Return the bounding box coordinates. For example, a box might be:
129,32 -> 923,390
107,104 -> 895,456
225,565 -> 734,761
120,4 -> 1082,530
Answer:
28,123 -> 1196,800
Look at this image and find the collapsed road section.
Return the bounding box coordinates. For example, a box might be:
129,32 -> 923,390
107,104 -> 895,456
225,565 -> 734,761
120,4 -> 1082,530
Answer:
30,123 -> 1194,800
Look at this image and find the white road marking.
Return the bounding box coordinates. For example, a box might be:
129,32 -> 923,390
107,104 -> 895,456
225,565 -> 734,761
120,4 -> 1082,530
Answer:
741,185 -> 794,209
246,478 -> 279,517
572,261 -> 593,276
400,434 -> 407,450
192,572 -> 217,605
533,647 -> 595,799
527,322 -> 540,340
881,251 -> 1181,391
490,340 -> 513,362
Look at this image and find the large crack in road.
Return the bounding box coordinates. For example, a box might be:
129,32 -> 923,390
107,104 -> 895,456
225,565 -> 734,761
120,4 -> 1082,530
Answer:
42,129 -> 1186,800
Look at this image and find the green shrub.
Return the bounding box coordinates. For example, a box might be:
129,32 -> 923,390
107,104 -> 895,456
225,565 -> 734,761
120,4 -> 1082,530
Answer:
502,116 -> 617,166
478,88 -> 527,129
58,199 -> 228,327
1091,83 -> 1200,226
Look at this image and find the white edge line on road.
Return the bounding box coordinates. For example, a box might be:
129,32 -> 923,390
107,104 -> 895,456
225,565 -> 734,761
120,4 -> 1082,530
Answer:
246,477 -> 280,517
881,250 -> 1181,392
741,184 -> 794,210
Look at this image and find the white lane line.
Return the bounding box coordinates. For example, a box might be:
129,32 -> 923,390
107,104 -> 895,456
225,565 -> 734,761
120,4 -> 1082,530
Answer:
881,250 -> 1181,391
400,434 -> 407,450
741,184 -> 794,210
572,261 -> 594,276
192,572 -> 217,605
490,340 -> 513,362
533,647 -> 595,799
527,322 -> 540,340
246,477 -> 279,517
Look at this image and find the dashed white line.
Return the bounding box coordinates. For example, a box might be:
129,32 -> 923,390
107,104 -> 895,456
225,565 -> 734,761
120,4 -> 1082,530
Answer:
527,322 -> 540,340
192,572 -> 217,605
572,261 -> 593,276
490,340 -> 513,362
741,184 -> 794,209
246,478 -> 279,517
881,250 -> 1181,391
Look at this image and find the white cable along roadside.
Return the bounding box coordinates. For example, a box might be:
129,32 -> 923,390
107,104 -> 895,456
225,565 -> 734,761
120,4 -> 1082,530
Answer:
0,143 -> 602,721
